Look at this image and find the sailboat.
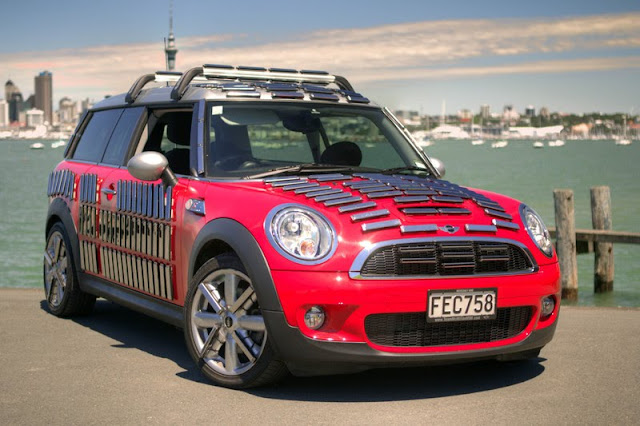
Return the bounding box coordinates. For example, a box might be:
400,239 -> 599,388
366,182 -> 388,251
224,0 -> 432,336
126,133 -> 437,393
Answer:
471,116 -> 484,145
616,115 -> 631,145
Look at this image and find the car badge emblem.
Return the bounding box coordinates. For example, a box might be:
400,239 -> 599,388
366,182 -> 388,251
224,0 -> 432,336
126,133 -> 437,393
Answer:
439,225 -> 459,234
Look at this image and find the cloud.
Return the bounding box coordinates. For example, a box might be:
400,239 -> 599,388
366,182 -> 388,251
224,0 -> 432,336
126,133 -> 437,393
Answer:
1,12 -> 638,103
351,56 -> 640,82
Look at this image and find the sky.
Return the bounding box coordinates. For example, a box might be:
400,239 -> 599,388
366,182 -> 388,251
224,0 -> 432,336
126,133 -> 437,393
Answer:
1,0 -> 639,115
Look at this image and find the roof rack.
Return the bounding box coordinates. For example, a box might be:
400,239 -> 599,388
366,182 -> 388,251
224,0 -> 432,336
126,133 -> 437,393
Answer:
170,64 -> 355,101
125,71 -> 183,104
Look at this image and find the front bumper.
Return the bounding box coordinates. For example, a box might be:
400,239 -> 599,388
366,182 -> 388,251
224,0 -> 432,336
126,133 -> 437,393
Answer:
265,309 -> 557,376
264,263 -> 560,375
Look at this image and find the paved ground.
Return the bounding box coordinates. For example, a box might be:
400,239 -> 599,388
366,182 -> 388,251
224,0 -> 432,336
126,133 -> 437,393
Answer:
1,288 -> 639,425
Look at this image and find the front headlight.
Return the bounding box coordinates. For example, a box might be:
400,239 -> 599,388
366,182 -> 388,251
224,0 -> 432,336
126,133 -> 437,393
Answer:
520,204 -> 553,257
265,204 -> 337,264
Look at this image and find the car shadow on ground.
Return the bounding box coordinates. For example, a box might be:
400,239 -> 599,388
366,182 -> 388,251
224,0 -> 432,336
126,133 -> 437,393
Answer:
253,359 -> 545,402
40,299 -> 209,384
41,299 -> 545,401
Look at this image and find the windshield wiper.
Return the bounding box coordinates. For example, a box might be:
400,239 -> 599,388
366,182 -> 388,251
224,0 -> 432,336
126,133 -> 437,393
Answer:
247,164 -> 366,180
381,166 -> 431,175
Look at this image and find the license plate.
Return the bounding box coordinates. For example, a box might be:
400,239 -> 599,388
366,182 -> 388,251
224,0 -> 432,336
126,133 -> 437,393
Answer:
427,288 -> 497,322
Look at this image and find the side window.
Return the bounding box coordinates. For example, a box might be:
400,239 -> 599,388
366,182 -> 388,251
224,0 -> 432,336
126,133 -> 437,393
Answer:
101,107 -> 145,166
72,109 -> 123,162
137,109 -> 193,176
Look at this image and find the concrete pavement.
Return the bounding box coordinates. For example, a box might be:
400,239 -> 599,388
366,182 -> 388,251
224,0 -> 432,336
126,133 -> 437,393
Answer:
1,288 -> 639,425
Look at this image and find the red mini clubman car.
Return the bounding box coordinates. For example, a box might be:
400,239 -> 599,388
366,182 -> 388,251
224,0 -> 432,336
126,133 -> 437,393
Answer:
44,65 -> 560,388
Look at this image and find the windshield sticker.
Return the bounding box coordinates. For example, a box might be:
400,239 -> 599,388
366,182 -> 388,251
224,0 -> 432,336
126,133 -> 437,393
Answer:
211,105 -> 223,116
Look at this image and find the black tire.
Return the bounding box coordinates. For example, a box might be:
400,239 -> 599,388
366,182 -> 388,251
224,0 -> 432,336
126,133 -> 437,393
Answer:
43,222 -> 95,317
498,348 -> 542,362
184,254 -> 288,388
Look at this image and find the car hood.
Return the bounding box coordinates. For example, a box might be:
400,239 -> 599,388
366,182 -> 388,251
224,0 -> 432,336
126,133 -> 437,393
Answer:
213,172 -> 556,271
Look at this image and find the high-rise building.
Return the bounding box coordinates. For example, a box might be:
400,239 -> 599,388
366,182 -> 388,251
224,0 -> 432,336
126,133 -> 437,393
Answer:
503,104 -> 520,122
35,71 -> 53,125
525,105 -> 535,117
5,80 -> 22,123
58,97 -> 77,123
0,99 -> 8,127
539,107 -> 550,119
480,104 -> 490,119
164,2 -> 178,71
5,80 -> 19,102
9,92 -> 23,123
81,98 -> 93,114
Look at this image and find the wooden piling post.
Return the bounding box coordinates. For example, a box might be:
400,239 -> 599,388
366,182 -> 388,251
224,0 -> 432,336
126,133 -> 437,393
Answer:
554,189 -> 578,301
591,186 -> 614,292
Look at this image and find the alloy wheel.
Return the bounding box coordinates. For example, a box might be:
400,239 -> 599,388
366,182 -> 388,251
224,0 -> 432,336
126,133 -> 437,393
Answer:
190,268 -> 267,376
44,231 -> 68,308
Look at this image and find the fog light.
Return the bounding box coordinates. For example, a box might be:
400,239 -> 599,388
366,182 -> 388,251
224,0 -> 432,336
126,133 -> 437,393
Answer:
541,296 -> 555,317
304,306 -> 325,330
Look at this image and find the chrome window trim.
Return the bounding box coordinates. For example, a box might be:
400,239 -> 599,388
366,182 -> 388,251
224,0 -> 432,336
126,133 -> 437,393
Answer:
349,236 -> 538,280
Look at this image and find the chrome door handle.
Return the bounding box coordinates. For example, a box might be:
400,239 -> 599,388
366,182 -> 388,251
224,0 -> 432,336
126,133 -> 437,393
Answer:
101,188 -> 117,196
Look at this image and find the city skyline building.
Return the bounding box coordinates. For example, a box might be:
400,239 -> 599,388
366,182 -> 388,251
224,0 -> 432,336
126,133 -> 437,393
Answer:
4,80 -> 19,103
164,2 -> 178,71
34,71 -> 53,124
480,104 -> 490,119
4,80 -> 22,123
525,105 -> 535,117
25,108 -> 44,127
0,100 -> 8,127
58,97 -> 76,124
9,92 -> 23,123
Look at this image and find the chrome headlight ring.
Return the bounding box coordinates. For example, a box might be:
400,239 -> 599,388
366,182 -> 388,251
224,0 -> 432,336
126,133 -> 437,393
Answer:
519,204 -> 554,258
264,204 -> 337,265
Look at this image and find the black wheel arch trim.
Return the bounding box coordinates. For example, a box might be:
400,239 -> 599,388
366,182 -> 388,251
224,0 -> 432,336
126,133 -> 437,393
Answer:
189,218 -> 283,312
46,198 -> 81,275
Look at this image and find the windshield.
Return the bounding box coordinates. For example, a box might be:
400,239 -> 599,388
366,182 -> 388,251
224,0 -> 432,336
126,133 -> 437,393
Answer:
205,102 -> 429,178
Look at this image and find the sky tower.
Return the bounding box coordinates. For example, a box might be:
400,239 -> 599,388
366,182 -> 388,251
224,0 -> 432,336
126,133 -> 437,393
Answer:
164,2 -> 178,71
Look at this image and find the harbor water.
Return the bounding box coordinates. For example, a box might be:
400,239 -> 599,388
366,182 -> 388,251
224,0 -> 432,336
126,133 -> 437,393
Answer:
0,138 -> 638,306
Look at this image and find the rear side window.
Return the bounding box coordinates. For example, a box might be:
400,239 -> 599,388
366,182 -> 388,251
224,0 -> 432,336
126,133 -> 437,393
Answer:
101,107 -> 145,166
72,109 -> 122,162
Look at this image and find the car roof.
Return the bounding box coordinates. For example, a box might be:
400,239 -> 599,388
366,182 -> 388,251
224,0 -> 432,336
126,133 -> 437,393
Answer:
93,65 -> 379,110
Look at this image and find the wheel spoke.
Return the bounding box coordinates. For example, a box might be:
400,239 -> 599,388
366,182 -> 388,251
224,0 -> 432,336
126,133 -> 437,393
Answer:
237,315 -> 266,332
230,287 -> 254,313
53,235 -> 62,262
224,273 -> 239,306
199,328 -> 222,358
44,274 -> 53,299
198,283 -> 223,313
193,311 -> 223,328
233,331 -> 257,362
54,270 -> 66,288
44,251 -> 54,267
224,335 -> 238,372
59,256 -> 68,271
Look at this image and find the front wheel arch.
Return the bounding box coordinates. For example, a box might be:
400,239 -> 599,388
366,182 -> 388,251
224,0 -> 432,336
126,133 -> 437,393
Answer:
189,218 -> 282,312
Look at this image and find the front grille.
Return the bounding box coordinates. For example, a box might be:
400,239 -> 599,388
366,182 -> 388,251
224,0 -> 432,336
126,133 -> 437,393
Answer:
360,241 -> 533,277
365,307 -> 532,347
